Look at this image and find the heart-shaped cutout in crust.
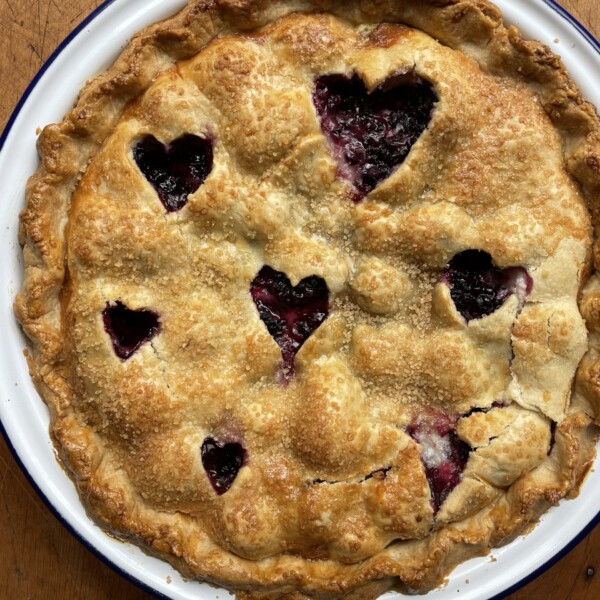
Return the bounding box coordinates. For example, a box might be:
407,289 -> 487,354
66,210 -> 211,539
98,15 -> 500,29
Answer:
201,437 -> 247,495
133,133 -> 213,212
440,250 -> 533,322
102,301 -> 160,360
250,266 -> 329,381
406,409 -> 470,513
313,72 -> 437,201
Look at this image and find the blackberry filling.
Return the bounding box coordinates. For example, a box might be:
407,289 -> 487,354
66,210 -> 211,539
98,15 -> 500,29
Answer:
313,72 -> 437,200
102,301 -> 160,360
250,266 -> 329,381
201,437 -> 247,495
133,133 -> 213,212
407,409 -> 470,513
441,250 -> 533,321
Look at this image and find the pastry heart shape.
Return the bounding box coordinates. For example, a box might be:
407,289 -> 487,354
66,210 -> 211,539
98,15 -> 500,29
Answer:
132,133 -> 213,212
250,266 -> 329,380
102,301 -> 160,360
441,250 -> 533,322
313,72 -> 437,201
201,437 -> 247,495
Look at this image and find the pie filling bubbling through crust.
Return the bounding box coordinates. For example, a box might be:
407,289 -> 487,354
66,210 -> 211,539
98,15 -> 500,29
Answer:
14,1 -> 600,598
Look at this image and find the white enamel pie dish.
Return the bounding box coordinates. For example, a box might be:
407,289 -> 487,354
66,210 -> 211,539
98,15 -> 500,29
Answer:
1,1 -> 599,598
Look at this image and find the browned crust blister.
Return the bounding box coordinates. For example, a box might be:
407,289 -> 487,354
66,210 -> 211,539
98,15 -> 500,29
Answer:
14,1 -> 600,598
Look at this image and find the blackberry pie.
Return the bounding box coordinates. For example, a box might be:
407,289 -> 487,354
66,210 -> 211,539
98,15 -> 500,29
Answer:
15,0 -> 600,597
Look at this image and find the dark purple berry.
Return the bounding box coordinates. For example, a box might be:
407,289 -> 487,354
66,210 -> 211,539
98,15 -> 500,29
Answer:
441,250 -> 533,321
313,72 -> 437,201
250,266 -> 329,381
132,133 -> 213,212
406,409 -> 470,513
102,301 -> 160,360
201,437 -> 247,495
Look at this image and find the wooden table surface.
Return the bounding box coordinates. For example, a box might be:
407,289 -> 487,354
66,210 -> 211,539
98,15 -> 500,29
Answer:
2,1 -> 600,598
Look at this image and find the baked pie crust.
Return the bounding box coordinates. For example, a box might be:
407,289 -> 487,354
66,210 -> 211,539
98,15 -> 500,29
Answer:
14,0 -> 600,597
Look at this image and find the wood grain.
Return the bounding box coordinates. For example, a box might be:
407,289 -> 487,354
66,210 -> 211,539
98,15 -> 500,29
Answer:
1,1 -> 600,598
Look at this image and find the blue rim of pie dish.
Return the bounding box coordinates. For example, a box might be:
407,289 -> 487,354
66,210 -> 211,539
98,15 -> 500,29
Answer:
0,1 -> 599,599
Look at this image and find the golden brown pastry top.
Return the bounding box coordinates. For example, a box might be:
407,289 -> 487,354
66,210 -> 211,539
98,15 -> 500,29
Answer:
15,1 -> 600,597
